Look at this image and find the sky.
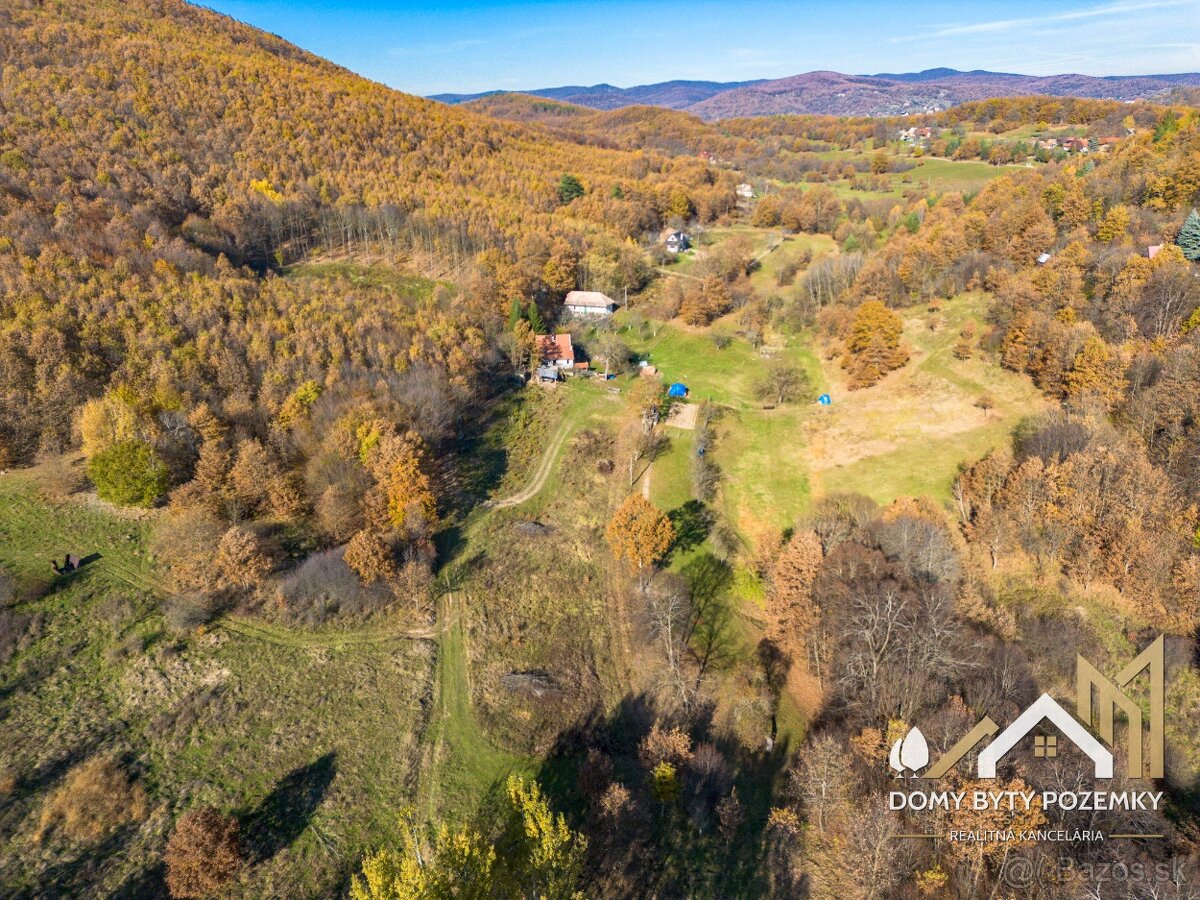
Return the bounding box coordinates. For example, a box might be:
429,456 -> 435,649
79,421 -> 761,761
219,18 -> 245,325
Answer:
201,0 -> 1200,95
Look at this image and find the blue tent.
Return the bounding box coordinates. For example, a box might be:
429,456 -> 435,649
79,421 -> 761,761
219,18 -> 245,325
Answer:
818,393 -> 832,405
668,383 -> 688,398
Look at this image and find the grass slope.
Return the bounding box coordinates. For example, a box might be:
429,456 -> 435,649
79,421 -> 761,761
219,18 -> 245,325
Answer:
0,471 -> 435,897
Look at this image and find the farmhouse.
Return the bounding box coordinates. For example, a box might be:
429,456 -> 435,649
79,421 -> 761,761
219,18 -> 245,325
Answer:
665,231 -> 690,253
1062,137 -> 1089,153
563,290 -> 617,316
537,332 -> 574,368
736,183 -> 754,199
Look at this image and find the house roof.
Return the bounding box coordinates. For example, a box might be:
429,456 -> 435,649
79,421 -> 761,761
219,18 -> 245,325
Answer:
537,333 -> 573,362
667,231 -> 688,241
564,290 -> 615,308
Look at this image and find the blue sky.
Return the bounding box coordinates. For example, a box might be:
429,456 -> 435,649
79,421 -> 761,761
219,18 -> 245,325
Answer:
201,0 -> 1200,95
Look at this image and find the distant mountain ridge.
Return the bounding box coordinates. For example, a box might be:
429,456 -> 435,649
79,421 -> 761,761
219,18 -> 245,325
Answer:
432,78 -> 765,111
433,68 -> 1200,119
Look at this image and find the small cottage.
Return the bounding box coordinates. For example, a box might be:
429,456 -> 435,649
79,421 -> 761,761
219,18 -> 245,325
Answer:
665,231 -> 690,253
537,333 -> 574,368
563,290 -> 617,316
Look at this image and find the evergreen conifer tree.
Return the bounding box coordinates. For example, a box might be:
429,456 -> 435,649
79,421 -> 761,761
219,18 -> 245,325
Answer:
1177,209 -> 1200,261
526,301 -> 545,335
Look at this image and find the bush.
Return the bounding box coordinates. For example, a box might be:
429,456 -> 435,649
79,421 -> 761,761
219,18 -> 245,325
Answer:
87,440 -> 168,507
164,594 -> 216,634
213,525 -> 273,590
36,756 -> 147,843
344,529 -> 396,585
165,807 -> 244,899
277,546 -> 395,624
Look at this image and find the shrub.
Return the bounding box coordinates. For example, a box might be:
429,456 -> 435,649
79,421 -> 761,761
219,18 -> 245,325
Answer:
36,756 -> 147,843
87,440 -> 168,507
213,525 -> 273,590
277,546 -> 395,623
163,594 -> 216,634
344,529 -> 396,585
165,807 -> 244,899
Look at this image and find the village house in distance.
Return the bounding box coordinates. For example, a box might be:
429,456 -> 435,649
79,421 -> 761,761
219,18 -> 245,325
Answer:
563,290 -> 617,316
665,230 -> 690,253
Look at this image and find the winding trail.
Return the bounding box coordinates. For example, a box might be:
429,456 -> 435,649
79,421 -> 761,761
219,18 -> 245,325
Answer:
486,418 -> 573,510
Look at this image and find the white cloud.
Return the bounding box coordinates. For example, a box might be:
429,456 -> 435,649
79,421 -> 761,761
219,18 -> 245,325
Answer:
894,0 -> 1192,42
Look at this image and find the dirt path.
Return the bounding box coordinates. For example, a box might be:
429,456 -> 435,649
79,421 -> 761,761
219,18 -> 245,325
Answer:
487,419 -> 573,510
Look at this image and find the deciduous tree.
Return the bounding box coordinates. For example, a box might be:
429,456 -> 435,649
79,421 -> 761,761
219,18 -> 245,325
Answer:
605,495 -> 675,587
165,808 -> 244,899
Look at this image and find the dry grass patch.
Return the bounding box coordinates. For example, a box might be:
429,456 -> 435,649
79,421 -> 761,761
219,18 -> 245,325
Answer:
35,756 -> 148,843
807,295 -> 1046,504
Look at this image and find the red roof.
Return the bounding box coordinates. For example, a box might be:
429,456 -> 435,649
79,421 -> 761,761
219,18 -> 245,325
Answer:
537,333 -> 573,364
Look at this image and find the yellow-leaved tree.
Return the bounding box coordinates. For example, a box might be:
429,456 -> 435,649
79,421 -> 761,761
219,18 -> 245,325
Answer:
350,776 -> 584,900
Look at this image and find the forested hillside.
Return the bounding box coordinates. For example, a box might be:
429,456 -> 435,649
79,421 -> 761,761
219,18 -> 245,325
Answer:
0,0 -> 733,500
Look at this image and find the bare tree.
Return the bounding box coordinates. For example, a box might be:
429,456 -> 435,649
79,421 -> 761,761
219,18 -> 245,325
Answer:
645,578 -> 701,711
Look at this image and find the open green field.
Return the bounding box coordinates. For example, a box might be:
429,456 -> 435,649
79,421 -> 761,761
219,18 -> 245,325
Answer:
620,289 -> 1042,539
616,315 -> 818,410
616,317 -> 823,540
783,149 -> 1030,200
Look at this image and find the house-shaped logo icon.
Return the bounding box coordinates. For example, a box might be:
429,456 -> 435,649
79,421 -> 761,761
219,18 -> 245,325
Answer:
913,636 -> 1164,780
976,694 -> 1113,778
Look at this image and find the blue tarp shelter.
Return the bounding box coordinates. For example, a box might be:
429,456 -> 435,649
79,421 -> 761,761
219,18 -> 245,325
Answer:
818,394 -> 832,405
668,383 -> 688,398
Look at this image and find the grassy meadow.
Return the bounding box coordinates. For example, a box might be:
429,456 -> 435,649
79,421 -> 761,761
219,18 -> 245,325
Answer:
0,470 -> 437,897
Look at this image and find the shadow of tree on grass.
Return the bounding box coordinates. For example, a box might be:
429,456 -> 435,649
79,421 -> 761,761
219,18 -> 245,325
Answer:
242,751 -> 337,863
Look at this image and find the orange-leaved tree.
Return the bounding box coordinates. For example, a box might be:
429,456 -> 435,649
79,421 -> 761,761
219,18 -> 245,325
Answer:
605,494 -> 675,589
843,300 -> 908,389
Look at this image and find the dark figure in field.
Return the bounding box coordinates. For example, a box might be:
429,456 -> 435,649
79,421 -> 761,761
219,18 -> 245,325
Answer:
51,554 -> 82,575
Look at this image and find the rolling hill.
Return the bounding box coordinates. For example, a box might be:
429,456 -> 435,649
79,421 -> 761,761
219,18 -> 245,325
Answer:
431,77 -> 765,109
435,67 -> 1200,119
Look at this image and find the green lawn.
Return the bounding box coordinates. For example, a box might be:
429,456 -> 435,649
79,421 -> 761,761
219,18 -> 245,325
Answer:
650,427 -> 696,512
616,320 -> 824,541
713,406 -> 811,541
616,318 -> 816,410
